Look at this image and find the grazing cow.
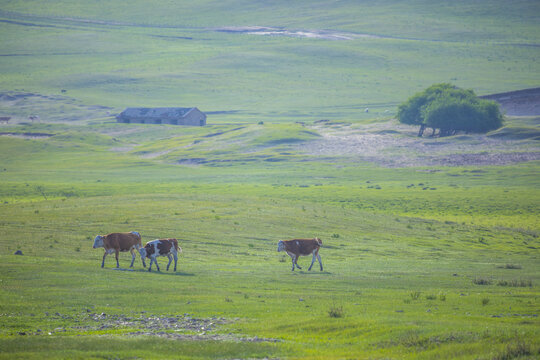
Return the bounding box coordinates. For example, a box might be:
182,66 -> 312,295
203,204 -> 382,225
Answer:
0,117 -> 10,124
277,238 -> 323,271
139,238 -> 182,272
92,231 -> 145,268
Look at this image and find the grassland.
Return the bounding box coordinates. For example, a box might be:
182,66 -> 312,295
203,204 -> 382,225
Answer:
1,0 -> 539,359
0,119 -> 538,359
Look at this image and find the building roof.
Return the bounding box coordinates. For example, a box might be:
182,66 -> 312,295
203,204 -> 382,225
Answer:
119,107 -> 199,119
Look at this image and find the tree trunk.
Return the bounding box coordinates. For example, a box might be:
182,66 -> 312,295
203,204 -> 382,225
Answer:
417,124 -> 425,137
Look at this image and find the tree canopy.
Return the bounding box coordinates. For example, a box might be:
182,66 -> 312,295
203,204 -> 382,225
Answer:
397,83 -> 504,137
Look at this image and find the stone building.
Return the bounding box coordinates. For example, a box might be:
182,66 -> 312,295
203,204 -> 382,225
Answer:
116,107 -> 206,126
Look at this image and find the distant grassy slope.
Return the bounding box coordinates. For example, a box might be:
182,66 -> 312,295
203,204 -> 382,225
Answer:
1,1 -> 539,122
2,0 -> 539,42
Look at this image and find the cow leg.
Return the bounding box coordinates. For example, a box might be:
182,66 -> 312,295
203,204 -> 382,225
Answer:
148,257 -> 154,272
173,253 -> 178,272
129,248 -> 136,268
139,247 -> 146,268
295,255 -> 302,270
101,251 -> 108,268
166,254 -> 172,271
115,249 -> 120,268
308,252 -> 317,271
154,256 -> 161,272
317,253 -> 323,271
290,255 -> 296,271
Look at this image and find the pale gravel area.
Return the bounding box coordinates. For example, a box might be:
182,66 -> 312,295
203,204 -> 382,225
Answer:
299,120 -> 540,167
42,310 -> 280,343
213,26 -> 382,40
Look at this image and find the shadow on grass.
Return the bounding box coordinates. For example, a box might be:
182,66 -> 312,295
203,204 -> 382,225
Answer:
142,270 -> 195,277
292,271 -> 332,275
109,268 -> 195,276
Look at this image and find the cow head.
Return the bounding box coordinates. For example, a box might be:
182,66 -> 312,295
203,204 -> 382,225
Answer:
93,235 -> 104,249
316,237 -> 322,246
130,231 -> 140,238
277,240 -> 285,252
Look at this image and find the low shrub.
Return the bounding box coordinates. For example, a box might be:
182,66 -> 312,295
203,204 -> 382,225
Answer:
328,304 -> 344,318
473,278 -> 492,285
497,279 -> 532,287
492,341 -> 532,360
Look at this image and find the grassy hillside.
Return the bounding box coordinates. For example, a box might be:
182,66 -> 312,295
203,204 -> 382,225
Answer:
0,119 -> 538,359
0,1 -> 539,359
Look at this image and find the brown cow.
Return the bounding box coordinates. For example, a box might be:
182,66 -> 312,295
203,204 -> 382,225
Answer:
92,231 -> 145,268
277,238 -> 323,271
139,238 -> 181,272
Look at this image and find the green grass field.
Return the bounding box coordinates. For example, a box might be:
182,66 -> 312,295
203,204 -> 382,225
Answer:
0,1 -> 539,359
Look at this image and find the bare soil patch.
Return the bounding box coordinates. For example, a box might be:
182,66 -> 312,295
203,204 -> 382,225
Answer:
214,26 -> 380,41
480,88 -> 540,116
300,120 -> 540,167
38,311 -> 279,343
0,91 -> 113,124
0,132 -> 53,139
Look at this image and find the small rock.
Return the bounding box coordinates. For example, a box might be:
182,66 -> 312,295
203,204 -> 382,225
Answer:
299,298 -> 304,302
18,332 -> 26,335
14,250 -> 23,255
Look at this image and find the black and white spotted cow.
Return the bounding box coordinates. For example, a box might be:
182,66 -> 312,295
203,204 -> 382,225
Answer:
139,238 -> 181,272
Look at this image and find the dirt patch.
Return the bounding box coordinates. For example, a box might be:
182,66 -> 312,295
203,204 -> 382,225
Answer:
0,132 -> 53,139
86,312 -> 228,333
480,88 -> 540,116
41,311 -> 280,343
214,26 -> 380,41
300,121 -> 540,167
109,145 -> 137,152
138,149 -> 173,158
0,91 -> 113,124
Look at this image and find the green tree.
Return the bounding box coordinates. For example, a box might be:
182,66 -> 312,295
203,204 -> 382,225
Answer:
397,83 -> 503,137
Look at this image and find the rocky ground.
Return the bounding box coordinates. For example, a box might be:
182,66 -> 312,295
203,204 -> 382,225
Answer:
24,310 -> 279,342
300,120 -> 540,167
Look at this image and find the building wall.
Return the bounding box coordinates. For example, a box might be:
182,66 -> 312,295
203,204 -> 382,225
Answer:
178,108 -> 206,126
116,108 -> 206,126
